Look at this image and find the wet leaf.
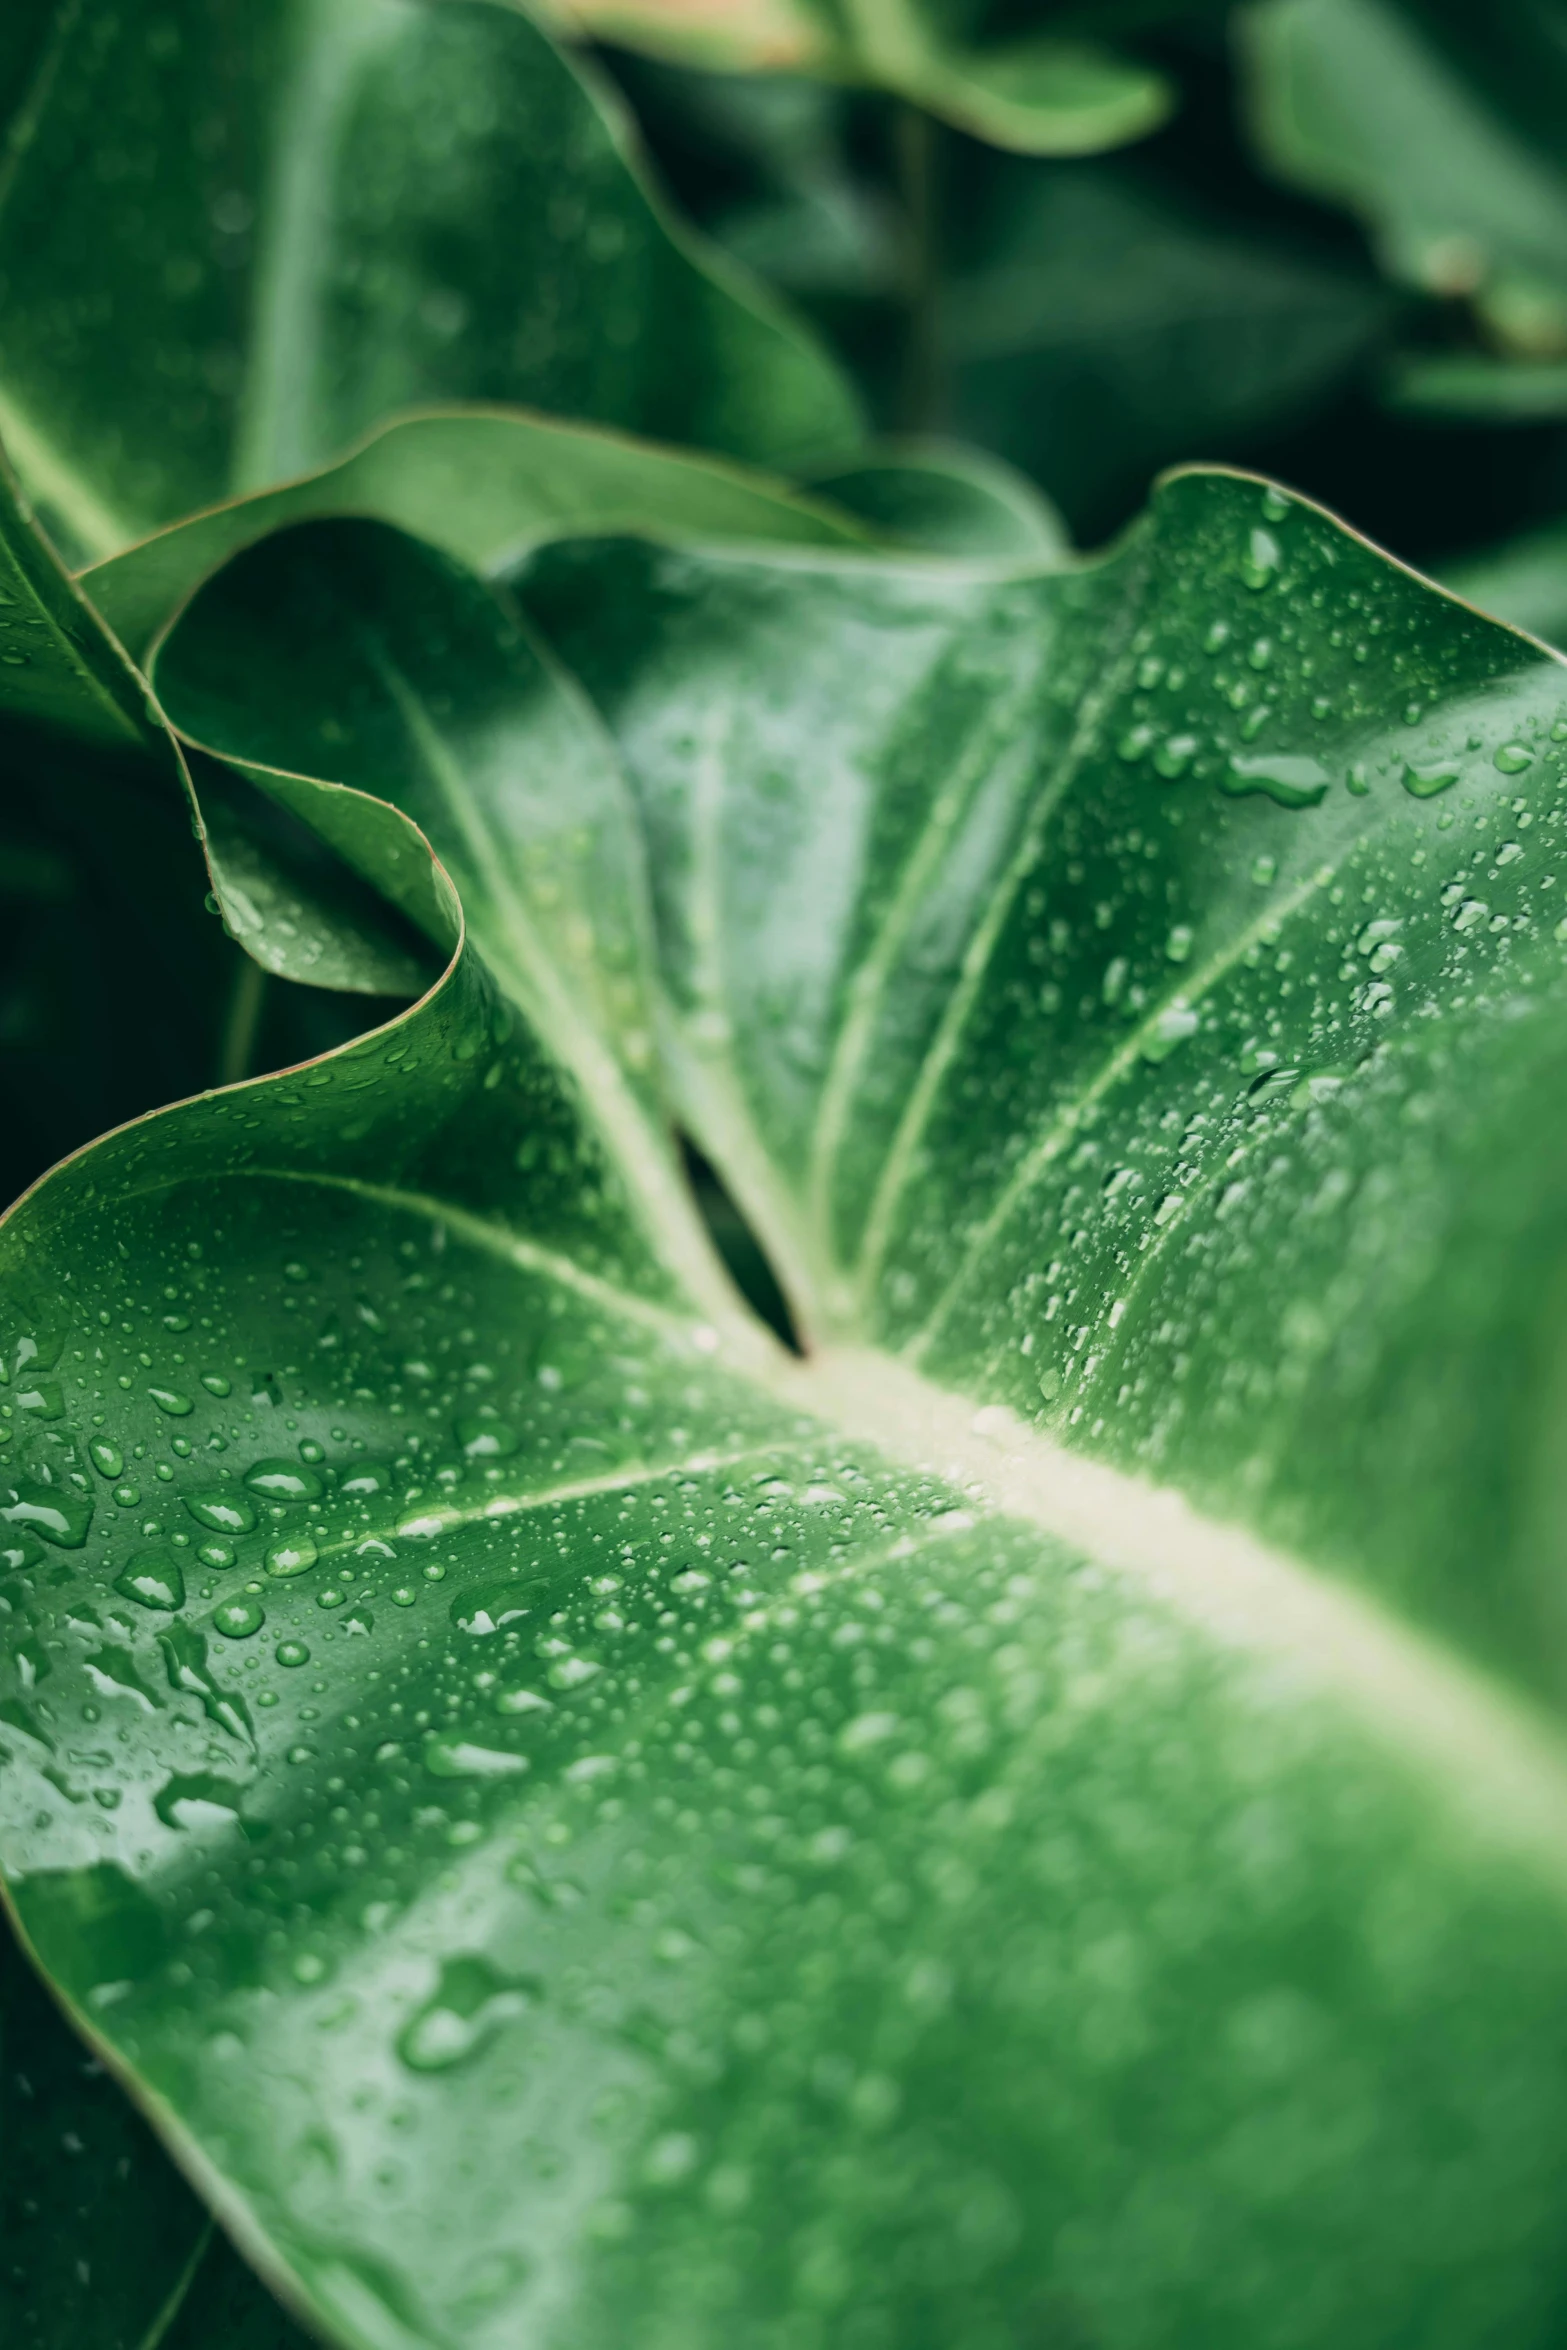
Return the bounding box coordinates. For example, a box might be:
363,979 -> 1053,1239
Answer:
4,469 -> 1567,2346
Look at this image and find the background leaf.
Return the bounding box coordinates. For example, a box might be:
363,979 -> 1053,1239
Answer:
537,0 -> 1173,156
1242,0 -> 1567,403
0,0 -> 859,566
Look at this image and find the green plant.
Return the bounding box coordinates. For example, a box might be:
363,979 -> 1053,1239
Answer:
8,5 -> 1567,2348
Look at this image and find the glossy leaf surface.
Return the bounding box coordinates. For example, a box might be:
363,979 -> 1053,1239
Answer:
0,0 -> 857,565
7,471 -> 1567,2349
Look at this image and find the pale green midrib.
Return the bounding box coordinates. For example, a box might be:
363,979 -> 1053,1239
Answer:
233,1164 -> 750,1350
786,1344 -> 1567,1895
907,856 -> 1333,1360
805,655 -> 1046,1252
310,1438 -> 820,1567
359,637 -> 759,1341
132,2220 -> 215,2350
851,541 -> 1153,1302
230,0 -> 399,493
246,1156 -> 1567,1885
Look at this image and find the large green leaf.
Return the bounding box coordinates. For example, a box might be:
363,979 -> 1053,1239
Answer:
0,0 -> 858,567
1242,0 -> 1567,401
7,470 -> 1567,2348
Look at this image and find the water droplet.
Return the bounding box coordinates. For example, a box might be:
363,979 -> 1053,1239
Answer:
425,1737 -> 531,1779
1494,742 -> 1534,774
266,1533 -> 319,1578
1403,761 -> 1459,799
1260,486 -> 1289,521
244,1458 -> 324,1502
148,1387 -> 193,1417
1,1481 -> 93,1547
1239,528 -> 1282,590
183,1489 -> 257,1535
316,1586 -> 345,1609
1221,754 -> 1328,810
1152,732 -> 1197,780
452,1582 -> 535,1637
1117,723 -> 1154,763
1165,925 -> 1194,964
159,1621 -> 253,1745
1251,854 -> 1277,885
340,1466 -> 388,1497
547,1654 -> 601,1690
1452,898 -> 1488,931
1140,1002 -> 1199,1063
396,1956 -> 537,2073
275,1639 -> 310,1667
495,1687 -> 552,1717
1346,762 -> 1371,796
455,1417 -> 519,1461
197,1539 -> 237,1569
213,1596 -> 264,1639
88,1440 -> 123,1478
113,1553 -> 185,1611
200,1373 -> 232,1398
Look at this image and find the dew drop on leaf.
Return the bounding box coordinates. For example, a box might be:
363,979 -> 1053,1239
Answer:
396,1956 -> 537,2073
183,1489 -> 257,1534
212,1596 -> 264,1639
244,1458 -> 325,1502
266,1533 -> 319,1578
112,1553 -> 185,1612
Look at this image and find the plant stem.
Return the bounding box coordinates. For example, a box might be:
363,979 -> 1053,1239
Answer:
895,100 -> 944,435
217,953 -> 267,1087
